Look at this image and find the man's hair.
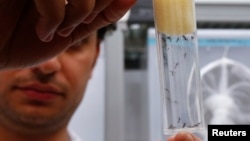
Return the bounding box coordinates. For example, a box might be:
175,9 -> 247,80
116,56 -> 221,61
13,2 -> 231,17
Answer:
97,24 -> 116,40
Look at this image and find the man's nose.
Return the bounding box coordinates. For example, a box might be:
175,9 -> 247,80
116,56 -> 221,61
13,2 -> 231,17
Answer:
32,57 -> 61,75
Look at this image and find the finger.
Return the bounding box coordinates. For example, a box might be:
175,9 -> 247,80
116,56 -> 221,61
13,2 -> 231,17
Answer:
0,0 -> 27,49
167,136 -> 175,141
34,0 -> 65,42
57,0 -> 95,37
98,0 -> 136,23
174,132 -> 201,141
69,0 -> 136,45
83,0 -> 113,24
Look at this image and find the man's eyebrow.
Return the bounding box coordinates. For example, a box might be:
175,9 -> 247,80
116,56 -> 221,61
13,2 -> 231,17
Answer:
71,38 -> 88,47
76,36 -> 91,44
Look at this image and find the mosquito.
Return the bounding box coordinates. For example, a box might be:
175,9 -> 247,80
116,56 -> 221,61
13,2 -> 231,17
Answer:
191,35 -> 194,40
182,123 -> 186,128
184,53 -> 187,59
174,62 -> 179,69
176,37 -> 180,43
166,36 -> 172,42
165,88 -> 170,93
177,117 -> 181,123
193,122 -> 201,127
169,125 -> 175,129
170,70 -> 175,76
182,35 -> 188,41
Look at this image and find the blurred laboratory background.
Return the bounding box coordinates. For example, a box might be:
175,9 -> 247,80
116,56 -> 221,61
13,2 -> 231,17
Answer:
69,0 -> 250,141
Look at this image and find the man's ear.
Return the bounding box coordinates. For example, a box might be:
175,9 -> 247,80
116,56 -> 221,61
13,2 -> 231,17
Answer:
89,39 -> 101,79
92,39 -> 101,67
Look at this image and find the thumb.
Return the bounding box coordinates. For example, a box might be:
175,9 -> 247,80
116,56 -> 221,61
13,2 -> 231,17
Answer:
167,132 -> 201,141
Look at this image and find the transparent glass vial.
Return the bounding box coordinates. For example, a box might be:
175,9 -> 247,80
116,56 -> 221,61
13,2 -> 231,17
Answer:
152,0 -> 205,135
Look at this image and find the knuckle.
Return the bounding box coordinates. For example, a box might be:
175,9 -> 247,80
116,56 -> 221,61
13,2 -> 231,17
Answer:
79,1 -> 95,14
44,12 -> 64,26
52,13 -> 64,23
80,6 -> 94,15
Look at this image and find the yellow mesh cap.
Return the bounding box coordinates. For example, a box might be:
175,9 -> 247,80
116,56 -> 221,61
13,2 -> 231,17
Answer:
153,0 -> 196,35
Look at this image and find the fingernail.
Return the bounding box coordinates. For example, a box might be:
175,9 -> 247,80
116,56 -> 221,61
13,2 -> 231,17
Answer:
167,135 -> 175,141
37,31 -> 54,42
186,134 -> 194,141
181,132 -> 194,141
36,25 -> 55,42
57,26 -> 76,37
83,12 -> 98,24
43,34 -> 54,42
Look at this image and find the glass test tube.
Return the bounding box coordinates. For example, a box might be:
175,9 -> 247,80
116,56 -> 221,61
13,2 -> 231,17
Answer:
152,0 -> 205,135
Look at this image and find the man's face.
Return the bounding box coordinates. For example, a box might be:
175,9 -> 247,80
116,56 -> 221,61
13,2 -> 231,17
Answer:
0,32 -> 100,134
